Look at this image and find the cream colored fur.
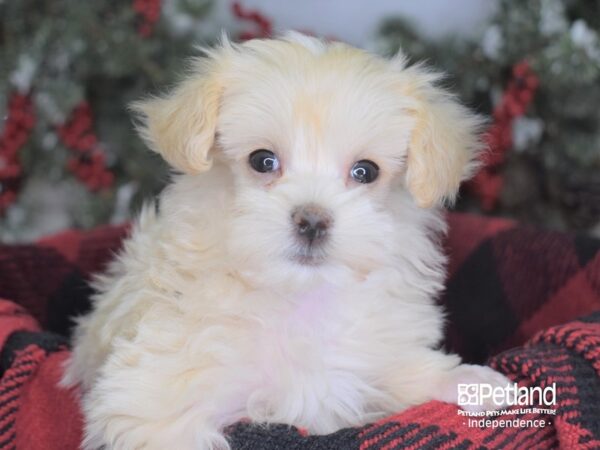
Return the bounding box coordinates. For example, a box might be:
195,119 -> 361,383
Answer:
62,33 -> 508,450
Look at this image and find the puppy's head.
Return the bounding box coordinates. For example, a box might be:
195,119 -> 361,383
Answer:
132,33 -> 483,283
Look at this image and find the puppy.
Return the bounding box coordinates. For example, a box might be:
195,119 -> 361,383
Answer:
62,33 -> 510,450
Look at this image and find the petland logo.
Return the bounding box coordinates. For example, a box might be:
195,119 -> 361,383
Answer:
458,383 -> 557,407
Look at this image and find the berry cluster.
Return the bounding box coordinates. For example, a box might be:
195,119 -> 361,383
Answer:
57,102 -> 114,192
232,2 -> 272,41
133,0 -> 161,37
471,61 -> 539,210
0,93 -> 35,214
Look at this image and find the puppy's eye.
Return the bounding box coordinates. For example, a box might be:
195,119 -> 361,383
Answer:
350,160 -> 379,184
249,149 -> 280,173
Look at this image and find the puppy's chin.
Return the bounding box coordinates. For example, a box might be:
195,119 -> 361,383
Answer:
289,254 -> 325,267
286,245 -> 328,267
232,249 -> 355,293
229,234 -> 390,291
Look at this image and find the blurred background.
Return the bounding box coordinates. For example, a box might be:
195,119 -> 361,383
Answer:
1,0 -> 599,242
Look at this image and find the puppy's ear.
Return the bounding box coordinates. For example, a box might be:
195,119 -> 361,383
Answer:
399,62 -> 484,208
131,47 -> 230,173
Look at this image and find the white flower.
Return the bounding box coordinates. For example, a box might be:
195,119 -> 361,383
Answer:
571,20 -> 595,47
10,55 -> 37,93
110,182 -> 138,224
540,0 -> 567,36
512,117 -> 544,152
42,132 -> 58,151
162,0 -> 196,36
570,20 -> 600,63
482,25 -> 503,60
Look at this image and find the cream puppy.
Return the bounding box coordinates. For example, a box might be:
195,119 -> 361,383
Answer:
63,33 -> 510,450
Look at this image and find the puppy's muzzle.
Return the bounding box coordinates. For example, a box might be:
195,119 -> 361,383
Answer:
291,204 -> 332,245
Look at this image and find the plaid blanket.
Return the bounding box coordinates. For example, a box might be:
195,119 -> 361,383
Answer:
0,213 -> 598,449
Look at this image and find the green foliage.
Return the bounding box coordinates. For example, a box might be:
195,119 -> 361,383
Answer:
377,0 -> 600,232
0,0 -> 214,240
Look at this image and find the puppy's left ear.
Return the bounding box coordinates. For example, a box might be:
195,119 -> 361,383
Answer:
400,63 -> 485,208
130,46 -> 230,174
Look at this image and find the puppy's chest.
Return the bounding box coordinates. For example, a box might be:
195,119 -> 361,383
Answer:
251,284 -> 373,375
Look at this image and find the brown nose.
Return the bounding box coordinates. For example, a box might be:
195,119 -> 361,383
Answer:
291,204 -> 332,244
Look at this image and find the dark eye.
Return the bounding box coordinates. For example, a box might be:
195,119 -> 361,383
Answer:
249,149 -> 280,173
350,160 -> 379,184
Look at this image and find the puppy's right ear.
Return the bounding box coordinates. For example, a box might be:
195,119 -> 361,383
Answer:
131,47 -> 229,173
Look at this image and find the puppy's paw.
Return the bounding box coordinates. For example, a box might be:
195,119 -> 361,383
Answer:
435,364 -> 511,413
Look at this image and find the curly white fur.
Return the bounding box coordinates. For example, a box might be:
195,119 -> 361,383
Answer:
62,33 -> 508,450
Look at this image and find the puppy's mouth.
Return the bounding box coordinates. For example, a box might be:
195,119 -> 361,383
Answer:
288,247 -> 327,266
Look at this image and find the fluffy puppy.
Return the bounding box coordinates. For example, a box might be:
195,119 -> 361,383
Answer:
62,33 -> 509,450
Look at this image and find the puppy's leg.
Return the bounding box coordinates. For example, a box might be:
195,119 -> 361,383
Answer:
433,362 -> 511,412
384,349 -> 510,412
81,342 -> 243,450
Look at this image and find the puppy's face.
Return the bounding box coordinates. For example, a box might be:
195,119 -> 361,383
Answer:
133,34 -> 482,282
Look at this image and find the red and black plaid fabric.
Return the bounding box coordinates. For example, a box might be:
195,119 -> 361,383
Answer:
0,213 -> 598,449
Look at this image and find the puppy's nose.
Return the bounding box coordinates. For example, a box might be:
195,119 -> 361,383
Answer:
291,204 -> 332,244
